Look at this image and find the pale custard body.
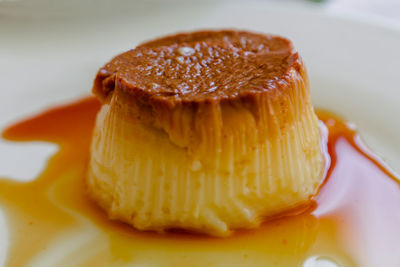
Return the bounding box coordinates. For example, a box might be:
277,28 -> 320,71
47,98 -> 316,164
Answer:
87,30 -> 325,236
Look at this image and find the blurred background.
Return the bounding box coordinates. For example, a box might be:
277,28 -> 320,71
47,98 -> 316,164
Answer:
0,0 -> 400,21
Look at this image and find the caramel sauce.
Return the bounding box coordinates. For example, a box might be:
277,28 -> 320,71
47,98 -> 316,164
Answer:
94,30 -> 296,103
1,97 -> 400,267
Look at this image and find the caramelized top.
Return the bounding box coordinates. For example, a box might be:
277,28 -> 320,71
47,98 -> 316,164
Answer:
93,30 -> 302,105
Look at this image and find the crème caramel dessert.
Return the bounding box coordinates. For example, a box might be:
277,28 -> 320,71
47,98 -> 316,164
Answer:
87,30 -> 324,236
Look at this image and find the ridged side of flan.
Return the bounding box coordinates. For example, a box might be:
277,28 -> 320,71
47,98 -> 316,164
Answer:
87,30 -> 325,236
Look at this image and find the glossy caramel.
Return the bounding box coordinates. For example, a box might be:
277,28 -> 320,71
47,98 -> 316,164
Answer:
1,97 -> 400,266
94,30 -> 298,103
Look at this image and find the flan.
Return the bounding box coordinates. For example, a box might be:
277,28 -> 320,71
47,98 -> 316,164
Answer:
87,30 -> 325,236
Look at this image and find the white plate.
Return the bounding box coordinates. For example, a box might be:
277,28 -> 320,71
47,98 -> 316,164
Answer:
1,1 -> 400,266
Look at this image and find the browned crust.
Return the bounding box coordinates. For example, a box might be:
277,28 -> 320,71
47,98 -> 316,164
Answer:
92,30 -> 303,109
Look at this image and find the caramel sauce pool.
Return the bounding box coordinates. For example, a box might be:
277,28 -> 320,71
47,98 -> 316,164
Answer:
1,97 -> 400,267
